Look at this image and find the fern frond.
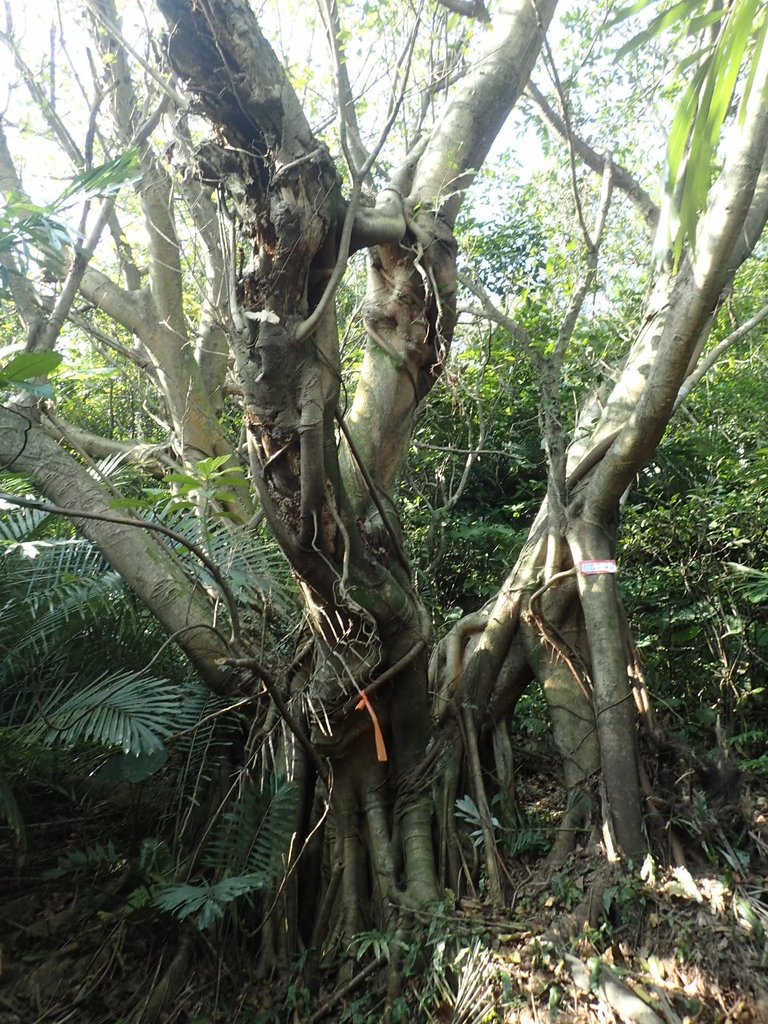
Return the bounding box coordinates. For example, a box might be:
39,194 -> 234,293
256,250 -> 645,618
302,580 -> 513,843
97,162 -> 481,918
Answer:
727,562 -> 768,604
44,840 -> 119,879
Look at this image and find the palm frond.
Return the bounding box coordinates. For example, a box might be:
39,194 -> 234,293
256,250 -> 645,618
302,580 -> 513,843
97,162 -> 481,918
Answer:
34,670 -> 193,755
0,561 -> 133,697
204,774 -> 299,880
154,777 -> 299,931
0,533 -> 168,708
170,690 -> 234,839
150,503 -> 297,617
0,500 -> 51,544
727,562 -> 768,604
205,522 -> 296,617
154,874 -> 268,930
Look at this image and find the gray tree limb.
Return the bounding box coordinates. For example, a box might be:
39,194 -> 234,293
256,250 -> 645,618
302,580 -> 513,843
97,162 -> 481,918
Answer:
526,81 -> 659,230
0,405 -> 231,691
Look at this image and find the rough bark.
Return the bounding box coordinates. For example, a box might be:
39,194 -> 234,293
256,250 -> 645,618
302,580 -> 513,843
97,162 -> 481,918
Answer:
150,0 -> 560,938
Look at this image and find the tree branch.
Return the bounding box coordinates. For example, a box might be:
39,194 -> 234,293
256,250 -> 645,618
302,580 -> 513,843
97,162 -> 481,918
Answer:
0,407 -> 233,691
526,81 -> 659,230
297,13 -> 420,342
583,47 -> 768,519
0,124 -> 47,337
411,0 -> 558,225
32,196 -> 117,354
456,271 -> 533,351
40,409 -> 175,475
435,0 -> 490,21
675,301 -> 768,410
0,22 -> 143,288
84,0 -> 189,112
66,309 -> 154,373
78,267 -> 151,337
317,0 -> 370,177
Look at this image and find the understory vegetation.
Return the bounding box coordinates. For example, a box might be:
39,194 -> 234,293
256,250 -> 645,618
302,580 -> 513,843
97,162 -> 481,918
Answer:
1,0 -> 768,1021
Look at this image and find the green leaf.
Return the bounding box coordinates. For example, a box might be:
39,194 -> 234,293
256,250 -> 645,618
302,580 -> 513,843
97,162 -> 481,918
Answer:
203,775 -> 299,881
195,455 -> 233,476
0,380 -> 55,398
36,671 -> 186,755
90,747 -> 168,786
44,841 -> 119,879
605,0 -> 659,29
109,497 -> 144,510
0,350 -> 63,383
686,8 -> 729,36
455,794 -> 481,826
616,0 -> 767,265
738,9 -> 768,124
58,148 -> 141,204
154,874 -> 269,930
164,472 -> 196,487
704,0 -> 759,140
727,563 -> 768,603
615,0 -> 707,58
665,63 -> 709,188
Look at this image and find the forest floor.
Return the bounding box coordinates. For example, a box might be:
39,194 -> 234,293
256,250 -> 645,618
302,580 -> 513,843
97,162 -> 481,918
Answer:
0,757 -> 766,1024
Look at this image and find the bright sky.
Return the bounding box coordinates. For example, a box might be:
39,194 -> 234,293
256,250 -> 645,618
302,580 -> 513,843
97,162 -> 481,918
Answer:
0,0 -> 589,205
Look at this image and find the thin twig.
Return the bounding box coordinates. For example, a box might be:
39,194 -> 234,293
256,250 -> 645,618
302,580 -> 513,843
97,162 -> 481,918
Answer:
309,957 -> 384,1024
456,271 -> 533,351
317,0 -> 369,175
335,411 -> 412,577
462,704 -> 504,906
223,656 -> 330,785
341,639 -> 427,711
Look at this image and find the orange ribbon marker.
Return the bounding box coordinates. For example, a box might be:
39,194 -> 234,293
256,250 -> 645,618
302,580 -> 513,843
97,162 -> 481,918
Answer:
355,690 -> 388,762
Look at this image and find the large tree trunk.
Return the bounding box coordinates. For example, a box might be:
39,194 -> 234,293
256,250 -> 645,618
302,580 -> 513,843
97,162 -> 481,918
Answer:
3,0 -> 766,997
153,0 -> 557,948
439,48 -> 768,863
149,0 -> 768,955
